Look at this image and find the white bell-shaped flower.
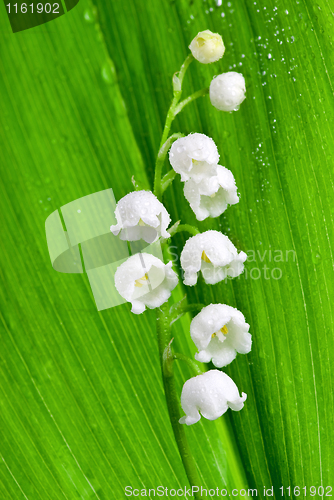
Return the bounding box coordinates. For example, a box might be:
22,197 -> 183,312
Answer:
110,190 -> 171,243
210,72 -> 246,112
189,30 -> 225,64
169,133 -> 219,182
190,304 -> 251,367
180,230 -> 247,286
183,165 -> 239,221
179,370 -> 247,425
114,253 -> 178,314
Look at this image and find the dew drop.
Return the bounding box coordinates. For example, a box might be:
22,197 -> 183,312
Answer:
311,252 -> 322,264
83,6 -> 97,23
101,59 -> 116,85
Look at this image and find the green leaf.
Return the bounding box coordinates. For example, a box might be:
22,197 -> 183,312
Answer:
0,0 -> 333,498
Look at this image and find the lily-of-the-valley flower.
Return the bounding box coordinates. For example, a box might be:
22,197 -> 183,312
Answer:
189,30 -> 225,64
179,370 -> 247,425
210,72 -> 246,112
114,253 -> 178,314
183,164 -> 239,221
190,304 -> 251,367
169,133 -> 219,182
180,230 -> 247,286
110,190 -> 171,243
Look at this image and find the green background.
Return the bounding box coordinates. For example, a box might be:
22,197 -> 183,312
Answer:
0,0 -> 333,498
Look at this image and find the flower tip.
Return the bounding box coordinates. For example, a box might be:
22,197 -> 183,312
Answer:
229,392 -> 247,411
239,250 -> 248,263
110,224 -> 120,236
131,300 -> 146,314
179,414 -> 200,426
189,30 -> 225,64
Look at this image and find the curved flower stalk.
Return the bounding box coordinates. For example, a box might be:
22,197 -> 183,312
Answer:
114,253 -> 178,314
179,370 -> 247,425
110,190 -> 171,243
180,230 -> 247,286
169,133 -> 219,182
190,304 -> 251,367
183,165 -> 239,221
210,72 -> 246,112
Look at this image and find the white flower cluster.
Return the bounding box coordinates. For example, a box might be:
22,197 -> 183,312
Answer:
110,190 -> 249,422
179,303 -> 251,425
110,29 -> 251,429
110,190 -> 178,314
110,191 -> 250,425
169,133 -> 239,221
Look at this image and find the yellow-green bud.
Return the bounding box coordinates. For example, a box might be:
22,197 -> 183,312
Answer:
189,30 -> 225,64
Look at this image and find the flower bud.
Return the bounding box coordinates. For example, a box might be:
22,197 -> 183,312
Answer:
189,30 -> 225,64
210,72 -> 246,112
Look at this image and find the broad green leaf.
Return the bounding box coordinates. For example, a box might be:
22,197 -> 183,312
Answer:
0,0 -> 333,499
91,0 -> 334,492
0,1 -> 245,499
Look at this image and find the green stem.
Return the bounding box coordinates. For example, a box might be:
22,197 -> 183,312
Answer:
127,241 -> 132,256
173,352 -> 203,376
160,55 -> 194,146
159,96 -> 179,150
161,169 -> 177,193
170,303 -> 204,324
173,224 -> 201,237
156,304 -> 204,500
154,133 -> 183,200
154,55 -> 194,199
176,54 -> 194,91
174,87 -> 209,116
